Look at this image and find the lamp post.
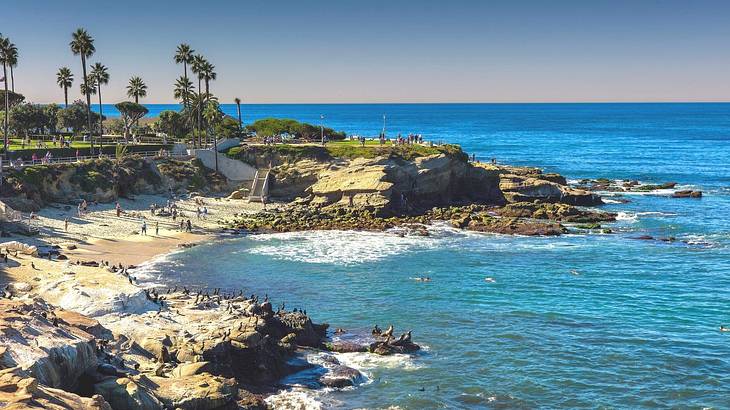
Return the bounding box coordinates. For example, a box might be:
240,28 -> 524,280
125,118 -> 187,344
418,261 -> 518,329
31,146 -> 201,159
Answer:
382,114 -> 386,138
320,114 -> 325,146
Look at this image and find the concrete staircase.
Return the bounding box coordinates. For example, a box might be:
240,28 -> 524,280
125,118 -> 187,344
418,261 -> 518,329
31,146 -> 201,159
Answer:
248,169 -> 270,203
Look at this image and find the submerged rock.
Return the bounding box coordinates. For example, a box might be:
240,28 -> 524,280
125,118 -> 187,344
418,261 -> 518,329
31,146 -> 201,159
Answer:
671,190 -> 702,198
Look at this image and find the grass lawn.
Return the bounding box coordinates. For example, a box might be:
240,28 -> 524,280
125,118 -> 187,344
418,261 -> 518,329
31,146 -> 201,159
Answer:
6,139 -> 92,150
228,140 -> 466,161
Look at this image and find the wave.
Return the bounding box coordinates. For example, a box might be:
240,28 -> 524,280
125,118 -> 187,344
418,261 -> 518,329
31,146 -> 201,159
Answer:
247,230 -> 441,265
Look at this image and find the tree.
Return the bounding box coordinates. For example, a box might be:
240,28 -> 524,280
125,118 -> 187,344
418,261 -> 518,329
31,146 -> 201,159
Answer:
174,44 -> 194,106
126,76 -> 147,103
5,43 -> 18,93
58,100 -> 102,134
115,101 -> 148,143
43,104 -> 61,134
234,97 -> 242,133
70,28 -> 96,150
246,118 -> 346,141
9,103 -> 45,138
90,63 -> 109,135
156,110 -> 188,138
191,54 -> 206,147
56,67 -> 74,107
201,61 -> 216,96
0,34 -> 16,150
174,76 -> 194,107
80,80 -> 96,98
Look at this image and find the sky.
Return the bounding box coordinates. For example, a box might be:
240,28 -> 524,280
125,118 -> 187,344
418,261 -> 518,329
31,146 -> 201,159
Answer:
2,0 -> 730,104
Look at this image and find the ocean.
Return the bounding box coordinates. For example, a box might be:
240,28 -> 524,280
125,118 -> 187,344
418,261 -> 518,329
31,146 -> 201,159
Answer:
133,103 -> 730,408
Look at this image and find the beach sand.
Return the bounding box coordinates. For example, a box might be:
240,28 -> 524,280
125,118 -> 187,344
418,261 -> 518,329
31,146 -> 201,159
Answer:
0,192 -> 268,305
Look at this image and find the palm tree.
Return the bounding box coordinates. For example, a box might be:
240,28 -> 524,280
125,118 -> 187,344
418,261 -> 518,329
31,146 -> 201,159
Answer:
126,76 -> 147,132
234,97 -> 242,134
6,43 -> 17,93
174,44 -> 194,105
90,63 -> 109,136
201,61 -> 216,97
0,34 -> 14,150
70,28 -> 96,151
191,54 -> 206,147
80,80 -> 97,98
56,67 -> 74,107
174,76 -> 194,105
126,76 -> 147,104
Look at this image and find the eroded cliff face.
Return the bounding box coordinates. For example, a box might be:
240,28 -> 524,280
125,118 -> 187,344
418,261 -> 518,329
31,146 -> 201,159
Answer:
268,154 -> 504,214
0,157 -> 227,212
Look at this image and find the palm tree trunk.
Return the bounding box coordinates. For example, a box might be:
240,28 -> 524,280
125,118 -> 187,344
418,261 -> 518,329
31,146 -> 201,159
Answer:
197,77 -> 202,148
81,54 -> 94,154
236,102 -> 242,133
10,65 -> 14,93
2,64 -> 8,150
64,86 -> 69,107
97,86 -> 104,152
204,79 -> 209,146
3,63 -> 8,151
183,62 -> 188,108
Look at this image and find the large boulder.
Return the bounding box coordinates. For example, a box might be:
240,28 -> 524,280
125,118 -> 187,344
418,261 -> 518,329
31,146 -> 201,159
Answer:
145,373 -> 237,410
0,299 -> 98,391
93,376 -> 162,410
0,367 -> 111,410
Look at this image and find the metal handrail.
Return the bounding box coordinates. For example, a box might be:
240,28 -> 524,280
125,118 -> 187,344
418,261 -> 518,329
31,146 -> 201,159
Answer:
1,150 -> 189,170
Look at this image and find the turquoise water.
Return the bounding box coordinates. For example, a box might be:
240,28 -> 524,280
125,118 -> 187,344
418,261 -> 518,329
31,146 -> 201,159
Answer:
138,104 -> 730,408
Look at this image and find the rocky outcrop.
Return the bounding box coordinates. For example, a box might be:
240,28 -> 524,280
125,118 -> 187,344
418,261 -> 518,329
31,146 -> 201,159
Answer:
265,153 -> 503,213
0,299 -> 98,391
0,157 -> 227,211
0,367 -> 111,410
479,164 -> 601,206
495,202 -> 616,223
672,190 -> 702,198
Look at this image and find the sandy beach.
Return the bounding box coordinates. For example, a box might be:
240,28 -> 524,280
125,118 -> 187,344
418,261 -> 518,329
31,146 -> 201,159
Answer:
16,193 -> 265,265
0,193 -> 270,312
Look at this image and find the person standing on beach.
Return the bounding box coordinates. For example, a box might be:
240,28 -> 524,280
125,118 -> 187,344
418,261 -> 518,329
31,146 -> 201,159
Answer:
64,217 -> 69,232
115,202 -> 122,217
186,219 -> 192,232
155,222 -> 159,236
180,220 -> 185,231
141,221 -> 147,235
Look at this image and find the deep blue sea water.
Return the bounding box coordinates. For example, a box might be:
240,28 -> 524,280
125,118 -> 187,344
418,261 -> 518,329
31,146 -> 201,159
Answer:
135,103 -> 730,409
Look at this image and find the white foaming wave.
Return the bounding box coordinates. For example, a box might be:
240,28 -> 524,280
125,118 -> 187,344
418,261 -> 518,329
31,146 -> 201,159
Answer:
130,251 -> 185,286
602,198 -> 625,204
616,212 -> 638,223
265,388 -> 325,410
247,230 -> 440,265
334,350 -> 424,373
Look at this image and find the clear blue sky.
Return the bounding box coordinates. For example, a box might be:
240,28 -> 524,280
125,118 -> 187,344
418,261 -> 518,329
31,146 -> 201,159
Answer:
3,0 -> 729,103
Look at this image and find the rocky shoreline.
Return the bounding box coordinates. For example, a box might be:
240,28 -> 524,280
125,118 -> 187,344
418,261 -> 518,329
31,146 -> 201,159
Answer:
0,143 -> 701,409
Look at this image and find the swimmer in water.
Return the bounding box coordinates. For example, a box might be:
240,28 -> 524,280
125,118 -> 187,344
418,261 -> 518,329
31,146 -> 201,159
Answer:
484,277 -> 496,283
720,326 -> 730,332
570,269 -> 581,276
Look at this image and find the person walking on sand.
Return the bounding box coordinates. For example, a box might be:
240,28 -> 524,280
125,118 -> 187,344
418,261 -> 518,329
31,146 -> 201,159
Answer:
64,217 -> 69,232
115,202 -> 122,217
186,219 -> 192,233
155,222 -> 159,236
77,203 -> 83,218
141,221 -> 147,235
180,220 -> 185,231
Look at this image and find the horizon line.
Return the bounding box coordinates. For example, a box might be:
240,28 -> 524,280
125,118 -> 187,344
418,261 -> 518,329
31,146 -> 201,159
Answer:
52,100 -> 730,105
